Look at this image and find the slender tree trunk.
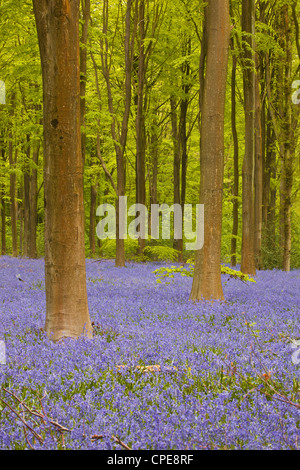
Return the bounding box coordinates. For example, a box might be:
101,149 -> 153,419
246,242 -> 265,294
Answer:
170,96 -> 182,258
148,115 -> 158,238
179,38 -> 191,216
179,95 -> 188,232
230,35 -> 239,267
29,141 -> 39,258
0,145 -> 6,255
9,97 -> 18,257
254,53 -> 263,269
98,0 -> 135,267
0,186 -> 5,255
80,0 -> 90,167
190,0 -> 230,301
149,120 -> 158,208
115,0 -> 134,267
33,0 -> 92,341
89,182 -> 98,256
263,107 -> 276,257
18,185 -> 23,256
241,0 -> 256,276
23,135 -> 31,257
135,0 -> 146,255
279,5 -> 293,272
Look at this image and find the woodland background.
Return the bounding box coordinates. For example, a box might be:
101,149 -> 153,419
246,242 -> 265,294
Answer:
0,0 -> 300,271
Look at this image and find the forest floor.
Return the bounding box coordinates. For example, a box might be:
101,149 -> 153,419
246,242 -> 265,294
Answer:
0,255 -> 300,450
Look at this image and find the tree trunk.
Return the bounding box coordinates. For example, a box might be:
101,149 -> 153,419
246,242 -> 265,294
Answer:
135,0 -> 146,256
254,52 -> 263,269
23,135 -> 31,257
190,0 -> 230,301
89,182 -> 98,256
170,96 -> 182,259
278,5 -> 293,272
148,115 -> 158,238
9,98 -> 18,258
0,144 -> 6,255
263,106 -> 276,260
98,0 -> 135,267
230,35 -> 239,267
33,0 -> 92,341
80,0 -> 90,167
179,38 -> 191,216
29,141 -> 39,259
241,0 -> 256,276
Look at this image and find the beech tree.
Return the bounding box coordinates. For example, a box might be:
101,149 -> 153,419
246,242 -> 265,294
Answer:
32,0 -> 92,341
190,0 -> 231,301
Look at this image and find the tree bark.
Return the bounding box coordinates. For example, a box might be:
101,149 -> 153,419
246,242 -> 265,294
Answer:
135,0 -> 147,256
278,5 -> 293,272
230,35 -> 239,268
9,95 -> 18,258
170,96 -> 182,258
33,0 -> 92,341
190,0 -> 230,301
0,143 -> 6,255
254,52 -> 263,269
0,185 -> 5,255
89,182 -> 98,256
241,0 -> 256,276
23,135 -> 31,257
28,141 -> 39,259
80,0 -> 90,166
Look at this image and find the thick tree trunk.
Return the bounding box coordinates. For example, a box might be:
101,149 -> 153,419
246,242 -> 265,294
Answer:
33,0 -> 92,341
190,0 -> 230,301
241,0 -> 256,276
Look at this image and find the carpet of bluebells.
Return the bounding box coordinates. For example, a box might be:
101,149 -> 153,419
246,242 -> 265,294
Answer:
0,255 -> 300,450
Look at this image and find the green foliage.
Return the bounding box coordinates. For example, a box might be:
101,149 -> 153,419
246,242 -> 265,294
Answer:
153,261 -> 256,285
99,239 -> 181,263
143,245 -> 180,262
0,0 -> 299,274
99,238 -> 139,259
